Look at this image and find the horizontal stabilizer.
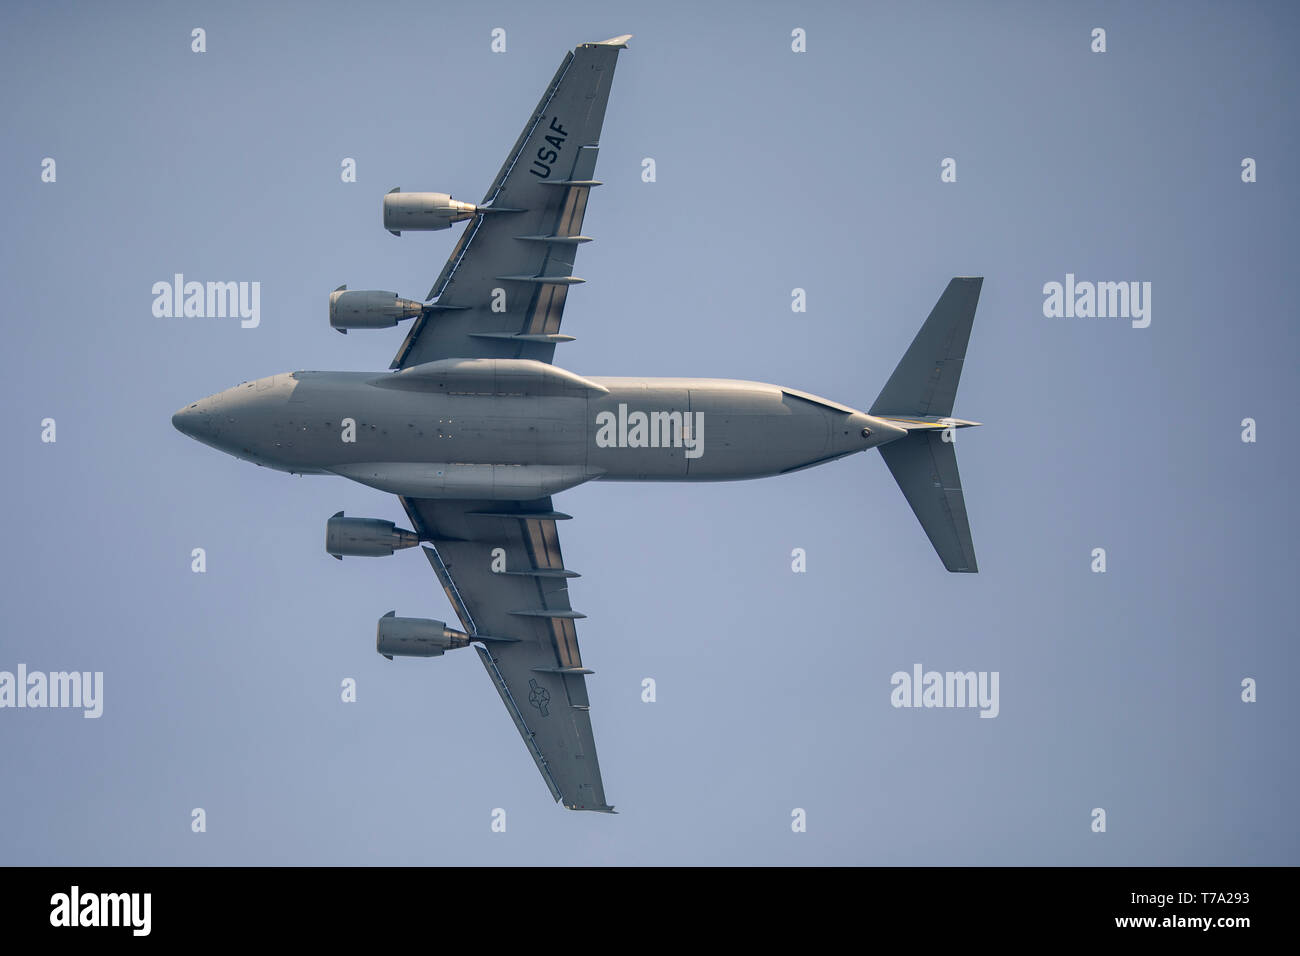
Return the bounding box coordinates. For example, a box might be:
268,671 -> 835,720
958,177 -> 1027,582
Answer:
871,277 -> 982,419
878,433 -> 977,573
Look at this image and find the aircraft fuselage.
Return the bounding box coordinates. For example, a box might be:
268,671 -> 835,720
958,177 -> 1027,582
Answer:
172,366 -> 908,499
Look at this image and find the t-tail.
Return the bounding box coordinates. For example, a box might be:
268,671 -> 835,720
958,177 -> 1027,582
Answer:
870,277 -> 983,572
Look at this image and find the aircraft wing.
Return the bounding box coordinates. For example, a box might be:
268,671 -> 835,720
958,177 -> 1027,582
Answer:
399,496 -> 613,812
391,35 -> 631,371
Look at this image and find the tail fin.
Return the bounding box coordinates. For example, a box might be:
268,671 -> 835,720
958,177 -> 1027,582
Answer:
872,277 -> 983,573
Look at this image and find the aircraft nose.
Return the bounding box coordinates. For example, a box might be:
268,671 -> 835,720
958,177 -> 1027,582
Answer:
172,401 -> 211,440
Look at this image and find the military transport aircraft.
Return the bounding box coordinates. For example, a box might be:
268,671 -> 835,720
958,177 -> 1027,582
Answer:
172,35 -> 984,813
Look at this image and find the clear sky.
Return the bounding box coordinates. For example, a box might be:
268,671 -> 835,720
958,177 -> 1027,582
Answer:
2,0 -> 1297,865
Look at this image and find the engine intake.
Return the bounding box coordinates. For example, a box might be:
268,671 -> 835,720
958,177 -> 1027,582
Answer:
382,188 -> 477,235
377,613 -> 472,659
329,286 -> 425,333
326,512 -> 420,559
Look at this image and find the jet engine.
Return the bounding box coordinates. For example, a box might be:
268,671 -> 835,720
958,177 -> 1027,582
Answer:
329,286 -> 425,333
325,512 -> 420,559
376,612 -> 472,659
382,188 -> 478,235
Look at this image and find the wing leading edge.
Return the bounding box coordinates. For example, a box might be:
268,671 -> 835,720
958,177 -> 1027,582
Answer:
391,35 -> 631,370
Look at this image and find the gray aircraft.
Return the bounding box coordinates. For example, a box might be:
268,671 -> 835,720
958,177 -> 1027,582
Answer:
172,35 -> 984,813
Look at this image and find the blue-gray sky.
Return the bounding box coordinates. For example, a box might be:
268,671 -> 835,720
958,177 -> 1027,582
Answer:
2,0 -> 1297,865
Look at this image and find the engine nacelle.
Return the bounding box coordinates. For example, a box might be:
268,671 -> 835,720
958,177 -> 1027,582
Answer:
329,286 -> 424,333
382,188 -> 477,235
326,512 -> 420,559
376,613 -> 472,659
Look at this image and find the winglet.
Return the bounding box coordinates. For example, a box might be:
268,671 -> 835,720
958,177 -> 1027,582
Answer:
589,34 -> 632,48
